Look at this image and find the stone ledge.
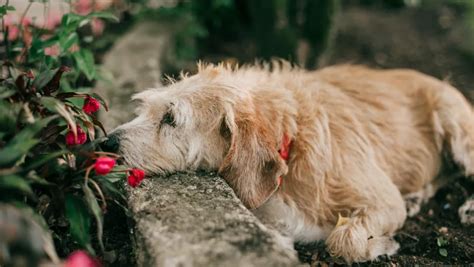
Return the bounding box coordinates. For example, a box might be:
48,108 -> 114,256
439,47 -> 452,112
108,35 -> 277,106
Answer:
127,173 -> 300,267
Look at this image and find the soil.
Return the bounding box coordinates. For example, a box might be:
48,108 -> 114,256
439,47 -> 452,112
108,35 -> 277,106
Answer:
296,177 -> 474,266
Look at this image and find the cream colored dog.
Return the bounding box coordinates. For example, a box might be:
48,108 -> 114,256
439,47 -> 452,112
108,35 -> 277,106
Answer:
111,63 -> 474,263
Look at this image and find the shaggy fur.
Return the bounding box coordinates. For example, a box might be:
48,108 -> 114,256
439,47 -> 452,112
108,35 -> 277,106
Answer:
113,63 -> 474,263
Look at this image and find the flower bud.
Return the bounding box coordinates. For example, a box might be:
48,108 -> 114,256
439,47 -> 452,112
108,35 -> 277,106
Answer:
82,96 -> 100,114
66,126 -> 87,146
94,157 -> 116,175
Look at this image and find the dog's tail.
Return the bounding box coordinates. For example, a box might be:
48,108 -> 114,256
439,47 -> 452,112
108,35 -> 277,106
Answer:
434,82 -> 474,176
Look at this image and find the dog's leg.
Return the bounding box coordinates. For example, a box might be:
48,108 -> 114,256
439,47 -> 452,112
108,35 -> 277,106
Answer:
403,183 -> 436,217
459,197 -> 474,225
434,85 -> 474,175
325,164 -> 407,263
433,84 -> 474,224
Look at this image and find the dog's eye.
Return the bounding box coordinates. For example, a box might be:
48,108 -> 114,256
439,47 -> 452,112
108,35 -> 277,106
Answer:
161,111 -> 176,127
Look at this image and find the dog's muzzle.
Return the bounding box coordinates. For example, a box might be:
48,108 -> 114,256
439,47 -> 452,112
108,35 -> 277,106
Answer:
101,131 -> 121,153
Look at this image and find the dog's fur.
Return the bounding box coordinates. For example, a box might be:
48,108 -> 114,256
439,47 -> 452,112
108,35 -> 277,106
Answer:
113,63 -> 474,263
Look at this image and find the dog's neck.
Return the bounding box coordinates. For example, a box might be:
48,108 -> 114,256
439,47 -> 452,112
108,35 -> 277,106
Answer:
248,85 -> 299,144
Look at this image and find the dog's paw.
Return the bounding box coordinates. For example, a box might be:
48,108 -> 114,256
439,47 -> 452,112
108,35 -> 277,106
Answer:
404,192 -> 422,217
459,198 -> 474,225
367,236 -> 399,260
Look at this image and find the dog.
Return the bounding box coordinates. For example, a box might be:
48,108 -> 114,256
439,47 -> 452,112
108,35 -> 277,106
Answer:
107,62 -> 474,263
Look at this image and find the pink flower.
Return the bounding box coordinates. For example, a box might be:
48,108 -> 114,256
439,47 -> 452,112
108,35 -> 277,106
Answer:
3,14 -> 16,27
44,12 -> 62,30
65,250 -> 100,267
82,96 -> 100,114
69,44 -> 80,53
94,157 -> 116,175
91,18 -> 105,36
66,126 -> 87,146
21,17 -> 31,27
8,25 -> 19,41
75,0 -> 93,15
127,169 -> 145,187
44,45 -> 60,57
94,0 -> 114,11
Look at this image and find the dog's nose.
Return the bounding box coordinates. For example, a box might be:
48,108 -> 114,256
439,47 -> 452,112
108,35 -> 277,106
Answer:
101,132 -> 121,153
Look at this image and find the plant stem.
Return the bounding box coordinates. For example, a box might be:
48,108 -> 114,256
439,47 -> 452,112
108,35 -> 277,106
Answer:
84,165 -> 93,184
94,151 -> 121,158
89,178 -> 107,211
19,1 -> 33,31
2,0 -> 11,63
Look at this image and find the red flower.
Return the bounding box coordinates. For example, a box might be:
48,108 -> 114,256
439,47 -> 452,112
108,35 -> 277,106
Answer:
94,157 -> 116,175
66,126 -> 87,146
82,96 -> 100,114
65,250 -> 101,267
127,169 -> 145,188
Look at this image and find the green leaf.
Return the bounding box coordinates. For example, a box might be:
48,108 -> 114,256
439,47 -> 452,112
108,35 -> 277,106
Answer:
87,12 -> 119,22
33,70 -> 55,90
0,116 -> 55,166
98,165 -> 128,183
0,102 -> 18,134
439,248 -> 448,257
0,175 -> 34,195
59,32 -> 79,53
40,97 -> 75,130
83,184 -> 104,252
23,150 -> 67,173
95,177 -> 125,200
25,171 -> 54,186
0,6 -> 15,16
73,50 -> 96,81
0,86 -> 16,99
60,13 -> 84,34
437,237 -> 449,247
65,194 -> 93,253
0,139 -> 38,167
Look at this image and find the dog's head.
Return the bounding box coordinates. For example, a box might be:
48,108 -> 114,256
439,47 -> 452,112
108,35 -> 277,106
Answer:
109,66 -> 290,209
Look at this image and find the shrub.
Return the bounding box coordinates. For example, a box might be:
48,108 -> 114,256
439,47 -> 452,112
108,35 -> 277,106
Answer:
0,1 -> 143,262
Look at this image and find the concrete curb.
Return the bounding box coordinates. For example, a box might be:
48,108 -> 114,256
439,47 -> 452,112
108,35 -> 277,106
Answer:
127,173 -> 300,267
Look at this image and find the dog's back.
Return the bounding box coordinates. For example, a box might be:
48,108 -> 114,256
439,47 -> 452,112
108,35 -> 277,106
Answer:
302,66 -> 442,195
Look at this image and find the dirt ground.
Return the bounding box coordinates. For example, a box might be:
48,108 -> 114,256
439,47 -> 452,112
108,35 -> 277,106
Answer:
295,3 -> 474,266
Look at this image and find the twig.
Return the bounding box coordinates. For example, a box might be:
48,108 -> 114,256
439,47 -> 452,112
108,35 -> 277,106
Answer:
399,232 -> 419,242
19,1 -> 33,31
88,178 -> 107,211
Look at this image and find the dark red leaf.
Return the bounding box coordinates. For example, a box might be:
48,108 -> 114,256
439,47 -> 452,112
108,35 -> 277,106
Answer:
90,115 -> 107,136
42,66 -> 71,96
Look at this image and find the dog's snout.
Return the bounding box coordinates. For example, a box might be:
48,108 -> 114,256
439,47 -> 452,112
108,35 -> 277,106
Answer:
101,132 -> 121,153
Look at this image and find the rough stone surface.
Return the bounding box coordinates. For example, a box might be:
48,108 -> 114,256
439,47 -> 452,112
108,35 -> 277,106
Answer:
127,173 -> 300,267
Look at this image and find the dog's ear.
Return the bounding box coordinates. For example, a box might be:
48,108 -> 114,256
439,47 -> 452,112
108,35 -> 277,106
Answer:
218,110 -> 288,210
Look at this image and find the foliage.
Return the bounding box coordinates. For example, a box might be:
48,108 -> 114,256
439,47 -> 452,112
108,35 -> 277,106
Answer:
134,0 -> 338,68
0,0 -> 129,259
437,236 -> 449,257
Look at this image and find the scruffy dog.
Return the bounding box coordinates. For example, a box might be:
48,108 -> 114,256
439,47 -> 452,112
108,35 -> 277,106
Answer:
109,63 -> 474,263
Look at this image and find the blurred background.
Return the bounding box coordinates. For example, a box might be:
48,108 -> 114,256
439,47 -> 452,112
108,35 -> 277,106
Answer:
119,0 -> 474,96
